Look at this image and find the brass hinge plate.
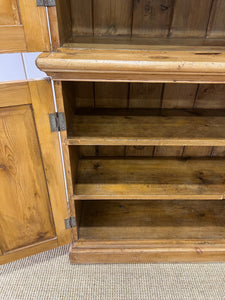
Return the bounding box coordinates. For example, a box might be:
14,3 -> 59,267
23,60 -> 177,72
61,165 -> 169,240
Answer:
49,112 -> 66,132
36,0 -> 56,7
64,217 -> 76,229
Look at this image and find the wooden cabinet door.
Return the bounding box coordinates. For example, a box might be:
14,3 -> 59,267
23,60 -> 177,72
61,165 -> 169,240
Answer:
0,80 -> 71,264
0,0 -> 52,52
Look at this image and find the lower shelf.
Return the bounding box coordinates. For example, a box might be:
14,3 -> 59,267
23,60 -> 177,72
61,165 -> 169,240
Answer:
70,200 -> 225,263
79,200 -> 225,240
74,158 -> 225,200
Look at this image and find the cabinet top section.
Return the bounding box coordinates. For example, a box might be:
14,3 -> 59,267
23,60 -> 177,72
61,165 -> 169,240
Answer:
55,0 -> 225,49
36,47 -> 225,83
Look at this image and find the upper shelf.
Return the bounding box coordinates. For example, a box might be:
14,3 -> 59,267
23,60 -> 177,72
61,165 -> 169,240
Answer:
36,47 -> 225,83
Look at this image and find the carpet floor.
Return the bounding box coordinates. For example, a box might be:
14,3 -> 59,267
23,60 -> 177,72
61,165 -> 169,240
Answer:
0,245 -> 225,300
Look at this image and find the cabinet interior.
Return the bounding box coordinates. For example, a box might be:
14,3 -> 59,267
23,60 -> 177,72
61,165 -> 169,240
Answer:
61,81 -> 225,242
56,0 -> 225,48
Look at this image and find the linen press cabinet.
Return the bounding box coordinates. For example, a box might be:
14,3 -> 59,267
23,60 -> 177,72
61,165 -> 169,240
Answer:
2,0 -> 225,264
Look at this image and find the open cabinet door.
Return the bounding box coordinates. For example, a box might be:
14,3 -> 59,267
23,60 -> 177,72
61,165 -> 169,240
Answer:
0,79 -> 71,264
0,0 -> 54,52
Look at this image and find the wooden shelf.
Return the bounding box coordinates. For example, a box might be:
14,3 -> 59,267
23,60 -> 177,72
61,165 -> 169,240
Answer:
71,199 -> 225,263
68,109 -> 225,146
36,48 -> 225,83
79,200 -> 225,240
73,158 -> 225,200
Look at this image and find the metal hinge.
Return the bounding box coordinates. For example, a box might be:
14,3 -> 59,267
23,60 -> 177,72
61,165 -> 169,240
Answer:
49,112 -> 66,132
36,0 -> 56,7
64,217 -> 76,229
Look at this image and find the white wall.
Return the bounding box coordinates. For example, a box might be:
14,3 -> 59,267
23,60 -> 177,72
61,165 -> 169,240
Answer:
0,52 -> 47,82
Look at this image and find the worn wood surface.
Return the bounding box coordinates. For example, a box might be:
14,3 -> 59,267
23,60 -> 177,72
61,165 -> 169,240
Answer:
0,0 -> 50,52
0,105 -> 55,253
70,240 -> 225,263
36,49 -> 225,83
68,109 -> 225,146
73,158 -> 225,200
0,82 -> 31,107
58,0 -> 225,45
0,80 -> 71,264
54,81 -> 80,240
29,80 -> 71,246
79,200 -> 225,240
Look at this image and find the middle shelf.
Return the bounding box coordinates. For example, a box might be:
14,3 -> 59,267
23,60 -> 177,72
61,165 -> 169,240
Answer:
73,157 -> 225,200
68,109 -> 225,146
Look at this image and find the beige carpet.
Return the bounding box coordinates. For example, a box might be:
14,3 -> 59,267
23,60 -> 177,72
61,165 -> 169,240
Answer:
1,245 -> 225,300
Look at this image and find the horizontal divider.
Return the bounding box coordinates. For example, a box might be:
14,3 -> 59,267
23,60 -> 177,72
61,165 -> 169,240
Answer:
36,47 -> 225,82
73,158 -> 225,200
67,109 -> 225,147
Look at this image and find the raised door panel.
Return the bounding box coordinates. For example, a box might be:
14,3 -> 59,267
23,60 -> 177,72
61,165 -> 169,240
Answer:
0,81 -> 71,264
0,0 -> 51,52
0,105 -> 55,252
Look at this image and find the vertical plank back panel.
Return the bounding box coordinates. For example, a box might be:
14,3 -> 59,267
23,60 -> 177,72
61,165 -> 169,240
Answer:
95,82 -> 129,156
170,0 -> 212,37
126,146 -> 154,157
74,82 -> 94,108
132,0 -> 173,37
55,0 -> 72,45
129,83 -> 162,108
183,147 -> 212,157
97,146 -> 125,156
195,85 -> 225,109
95,82 -> 128,108
162,84 -> 197,108
207,0 -> 225,38
93,0 -> 133,36
70,0 -> 93,36
154,146 -> 183,157
212,147 -> 225,157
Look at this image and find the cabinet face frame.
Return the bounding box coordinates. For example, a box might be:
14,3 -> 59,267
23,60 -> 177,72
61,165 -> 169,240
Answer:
0,80 -> 71,264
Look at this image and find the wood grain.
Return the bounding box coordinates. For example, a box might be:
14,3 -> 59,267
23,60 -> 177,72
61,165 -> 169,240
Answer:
0,105 -> 55,253
70,0 -> 93,36
207,0 -> 225,38
93,0 -> 133,36
95,83 -> 128,108
0,82 -> 31,107
79,200 -> 225,240
162,83 -> 197,108
70,240 -> 225,263
36,49 -> 225,83
0,0 -> 51,52
68,109 -> 225,146
29,80 -> 72,246
0,25 -> 26,52
195,84 -> 225,109
129,83 -> 162,108
170,0 -> 213,37
54,81 -> 80,240
0,0 -> 20,25
0,238 -> 58,265
18,0 -> 50,51
132,0 -> 173,37
74,158 -> 225,200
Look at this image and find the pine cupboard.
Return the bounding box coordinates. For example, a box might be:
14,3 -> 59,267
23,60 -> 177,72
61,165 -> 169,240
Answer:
2,0 -> 225,264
